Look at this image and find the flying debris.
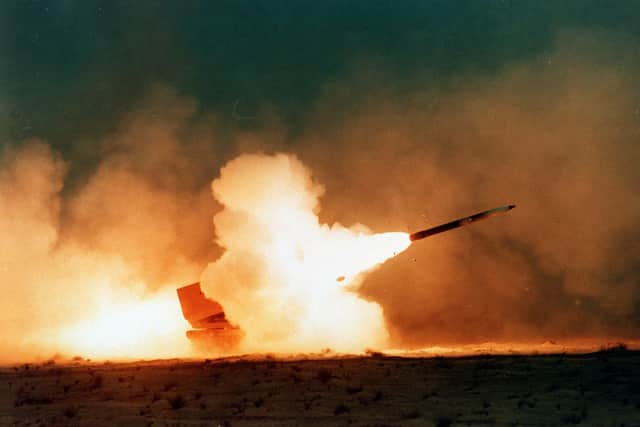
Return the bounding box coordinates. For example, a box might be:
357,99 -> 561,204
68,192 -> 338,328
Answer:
409,204 -> 516,242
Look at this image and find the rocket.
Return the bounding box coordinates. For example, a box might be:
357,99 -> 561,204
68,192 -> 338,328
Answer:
409,204 -> 516,242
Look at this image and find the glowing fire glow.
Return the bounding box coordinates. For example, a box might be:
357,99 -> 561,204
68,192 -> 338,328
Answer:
56,288 -> 191,359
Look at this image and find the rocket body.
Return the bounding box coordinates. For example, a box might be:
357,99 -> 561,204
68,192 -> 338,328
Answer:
409,204 -> 515,242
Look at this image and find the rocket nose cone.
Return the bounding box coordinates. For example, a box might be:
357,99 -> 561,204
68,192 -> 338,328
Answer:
508,204 -> 516,210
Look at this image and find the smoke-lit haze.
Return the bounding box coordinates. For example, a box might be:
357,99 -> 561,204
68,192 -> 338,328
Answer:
1,2 -> 639,361
0,91 -> 218,360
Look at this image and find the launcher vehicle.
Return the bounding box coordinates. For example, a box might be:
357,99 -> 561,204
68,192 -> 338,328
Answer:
176,283 -> 242,352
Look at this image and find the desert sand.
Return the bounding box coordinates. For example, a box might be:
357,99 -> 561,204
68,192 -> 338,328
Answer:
2,348 -> 639,426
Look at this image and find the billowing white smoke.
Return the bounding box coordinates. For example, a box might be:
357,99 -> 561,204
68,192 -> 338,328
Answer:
200,153 -> 410,353
0,141 -> 193,361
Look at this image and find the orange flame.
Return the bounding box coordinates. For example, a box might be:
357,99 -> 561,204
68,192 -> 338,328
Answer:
55,288 -> 191,360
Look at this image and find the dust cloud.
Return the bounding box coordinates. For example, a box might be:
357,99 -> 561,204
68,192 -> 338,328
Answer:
0,34 -> 638,361
0,89 -> 218,362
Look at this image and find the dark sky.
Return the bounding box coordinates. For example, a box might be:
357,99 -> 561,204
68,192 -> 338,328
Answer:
3,1 -> 639,148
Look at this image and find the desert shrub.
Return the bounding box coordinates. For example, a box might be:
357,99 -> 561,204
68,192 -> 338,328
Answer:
167,394 -> 186,410
316,368 -> 332,384
562,413 -> 584,424
435,356 -> 452,369
601,363 -> 616,373
600,343 -> 628,353
14,394 -> 53,407
402,409 -> 421,420
365,350 -> 385,359
346,385 -> 363,394
358,396 -> 369,406
435,416 -> 454,427
89,374 -> 103,390
567,368 -> 581,378
63,405 -> 78,418
163,380 -> 179,391
334,403 -> 350,415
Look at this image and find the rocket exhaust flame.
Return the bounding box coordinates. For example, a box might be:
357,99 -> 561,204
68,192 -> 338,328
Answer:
199,153 -> 415,353
409,205 -> 516,242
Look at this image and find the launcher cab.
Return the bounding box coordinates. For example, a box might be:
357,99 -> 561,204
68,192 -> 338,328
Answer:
176,282 -> 242,352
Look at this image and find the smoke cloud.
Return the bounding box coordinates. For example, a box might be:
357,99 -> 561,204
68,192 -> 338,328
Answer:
0,32 -> 638,361
0,88 -> 220,362
296,33 -> 640,346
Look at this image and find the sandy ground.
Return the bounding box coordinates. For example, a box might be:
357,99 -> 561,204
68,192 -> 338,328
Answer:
1,348 -> 639,426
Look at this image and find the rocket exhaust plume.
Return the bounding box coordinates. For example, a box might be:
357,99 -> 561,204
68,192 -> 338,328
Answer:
200,153 -> 412,353
409,205 -> 516,242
